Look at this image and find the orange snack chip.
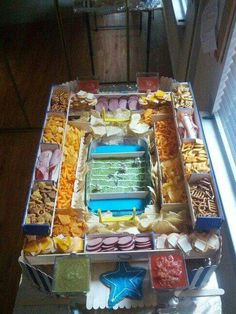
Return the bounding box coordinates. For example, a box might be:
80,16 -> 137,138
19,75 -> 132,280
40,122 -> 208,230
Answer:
57,214 -> 71,225
53,208 -> 87,237
43,115 -> 66,144
155,119 -> 179,161
142,109 -> 158,125
57,125 -> 84,209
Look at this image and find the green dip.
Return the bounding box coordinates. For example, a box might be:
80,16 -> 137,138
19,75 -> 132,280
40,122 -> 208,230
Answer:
53,256 -> 90,293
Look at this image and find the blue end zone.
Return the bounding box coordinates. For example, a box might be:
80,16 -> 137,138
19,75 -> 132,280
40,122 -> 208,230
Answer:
92,144 -> 144,154
88,198 -> 148,216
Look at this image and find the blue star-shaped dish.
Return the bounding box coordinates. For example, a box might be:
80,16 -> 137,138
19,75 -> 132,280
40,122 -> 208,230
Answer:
100,261 -> 146,308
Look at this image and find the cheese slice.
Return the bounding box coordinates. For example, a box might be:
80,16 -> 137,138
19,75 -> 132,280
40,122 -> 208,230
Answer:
177,235 -> 192,254
156,234 -> 167,249
167,233 -> 180,248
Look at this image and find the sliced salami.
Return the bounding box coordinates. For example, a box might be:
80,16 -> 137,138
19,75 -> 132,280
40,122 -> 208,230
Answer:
128,95 -> 139,101
86,243 -> 102,252
103,237 -> 119,246
108,98 -> 119,111
128,99 -> 138,110
135,237 -> 151,243
102,247 -> 117,252
118,236 -> 133,246
118,98 -> 128,109
87,237 -> 103,247
96,101 -> 108,112
120,243 -> 135,251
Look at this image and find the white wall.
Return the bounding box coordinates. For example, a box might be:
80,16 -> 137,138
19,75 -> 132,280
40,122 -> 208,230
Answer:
162,0 -> 197,81
163,0 -> 234,112
191,47 -> 225,112
162,0 -> 183,78
187,0 -> 228,112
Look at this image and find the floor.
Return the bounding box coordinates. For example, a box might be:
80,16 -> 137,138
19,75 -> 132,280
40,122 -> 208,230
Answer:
0,10 -> 172,129
0,10 -> 172,313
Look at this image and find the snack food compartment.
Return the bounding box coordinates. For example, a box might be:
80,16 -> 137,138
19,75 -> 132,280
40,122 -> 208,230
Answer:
172,82 -> 203,142
41,112 -> 67,146
48,84 -> 71,113
34,143 -> 62,182
56,120 -> 85,211
154,117 -> 188,210
94,93 -> 142,112
171,82 -> 194,109
22,181 -> 58,236
186,174 -> 224,231
175,107 -> 203,142
85,232 -> 154,252
159,153 -> 189,210
181,139 -> 210,181
155,232 -> 221,259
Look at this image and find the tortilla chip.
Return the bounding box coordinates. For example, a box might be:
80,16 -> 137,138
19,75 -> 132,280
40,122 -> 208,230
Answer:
152,219 -> 179,234
57,214 -> 71,225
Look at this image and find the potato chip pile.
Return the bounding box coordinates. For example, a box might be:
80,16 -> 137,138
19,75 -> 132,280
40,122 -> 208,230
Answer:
153,208 -> 189,234
53,208 -> 87,237
161,157 -> 187,203
182,141 -> 210,177
155,119 -> 179,161
23,235 -> 84,255
138,205 -> 189,234
43,115 -> 66,144
57,125 -> 84,209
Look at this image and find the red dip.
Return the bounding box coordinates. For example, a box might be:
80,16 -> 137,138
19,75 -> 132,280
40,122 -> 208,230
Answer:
150,253 -> 188,289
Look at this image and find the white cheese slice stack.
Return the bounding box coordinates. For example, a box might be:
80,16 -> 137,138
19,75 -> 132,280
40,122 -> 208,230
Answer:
177,235 -> 192,254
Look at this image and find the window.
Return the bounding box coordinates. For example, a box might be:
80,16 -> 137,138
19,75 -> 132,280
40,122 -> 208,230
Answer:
213,22 -> 236,185
171,0 -> 189,25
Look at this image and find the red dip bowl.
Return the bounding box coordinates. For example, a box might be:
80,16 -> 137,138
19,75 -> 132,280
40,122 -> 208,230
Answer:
150,252 -> 189,289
